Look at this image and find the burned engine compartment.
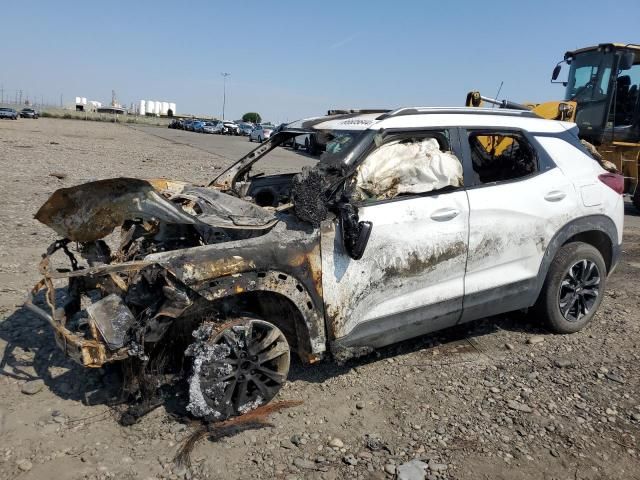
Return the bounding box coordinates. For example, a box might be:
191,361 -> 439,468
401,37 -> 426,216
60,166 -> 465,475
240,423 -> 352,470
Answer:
27,166 -> 332,367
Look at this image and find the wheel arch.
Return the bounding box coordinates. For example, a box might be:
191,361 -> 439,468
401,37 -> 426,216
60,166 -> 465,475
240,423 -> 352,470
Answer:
531,215 -> 619,305
192,270 -> 326,362
562,230 -> 612,272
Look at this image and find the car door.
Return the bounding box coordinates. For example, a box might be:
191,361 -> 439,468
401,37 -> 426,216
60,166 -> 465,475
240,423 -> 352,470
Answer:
321,129 -> 470,351
459,128 -> 579,322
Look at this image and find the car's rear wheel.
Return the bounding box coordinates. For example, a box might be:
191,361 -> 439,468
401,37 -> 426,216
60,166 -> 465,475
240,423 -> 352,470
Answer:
536,242 -> 606,334
185,317 -> 290,420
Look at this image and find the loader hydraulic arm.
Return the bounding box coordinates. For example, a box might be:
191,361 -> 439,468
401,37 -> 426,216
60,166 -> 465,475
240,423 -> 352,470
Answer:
465,90 -> 576,122
465,91 -> 531,111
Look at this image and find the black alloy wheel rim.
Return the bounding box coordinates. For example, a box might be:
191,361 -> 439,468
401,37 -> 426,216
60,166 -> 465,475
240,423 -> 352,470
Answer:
202,320 -> 290,415
558,259 -> 600,322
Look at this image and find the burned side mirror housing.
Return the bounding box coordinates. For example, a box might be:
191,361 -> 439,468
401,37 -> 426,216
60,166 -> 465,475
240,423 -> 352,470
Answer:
338,202 -> 373,260
349,221 -> 372,260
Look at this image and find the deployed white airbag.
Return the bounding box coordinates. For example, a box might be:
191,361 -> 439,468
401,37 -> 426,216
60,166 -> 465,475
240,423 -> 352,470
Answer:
355,138 -> 463,200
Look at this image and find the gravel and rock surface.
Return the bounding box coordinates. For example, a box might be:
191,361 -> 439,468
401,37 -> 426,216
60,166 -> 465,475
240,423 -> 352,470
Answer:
1,118 -> 639,479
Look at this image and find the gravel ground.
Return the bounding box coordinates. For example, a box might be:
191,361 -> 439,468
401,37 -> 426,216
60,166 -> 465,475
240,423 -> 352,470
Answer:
0,118 -> 639,480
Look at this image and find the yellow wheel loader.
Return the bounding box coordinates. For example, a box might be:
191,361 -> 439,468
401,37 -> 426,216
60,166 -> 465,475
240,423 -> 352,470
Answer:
466,43 -> 640,211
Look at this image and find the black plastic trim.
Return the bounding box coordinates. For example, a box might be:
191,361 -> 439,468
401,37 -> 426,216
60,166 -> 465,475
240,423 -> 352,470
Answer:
530,215 -> 618,307
330,298 -> 462,351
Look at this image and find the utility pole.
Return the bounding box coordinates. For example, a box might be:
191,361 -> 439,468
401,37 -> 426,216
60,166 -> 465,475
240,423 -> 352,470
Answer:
19,90 -> 22,105
221,72 -> 230,120
0,84 -> 3,104
60,93 -> 63,108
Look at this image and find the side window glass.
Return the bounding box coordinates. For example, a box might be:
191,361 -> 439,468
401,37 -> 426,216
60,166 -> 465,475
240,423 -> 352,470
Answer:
467,131 -> 538,184
352,132 -> 463,202
612,63 -> 640,127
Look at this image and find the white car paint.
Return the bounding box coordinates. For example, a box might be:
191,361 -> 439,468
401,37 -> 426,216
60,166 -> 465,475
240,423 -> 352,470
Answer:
461,167 -> 579,319
535,133 -> 624,239
321,190 -> 470,342
312,108 -> 623,346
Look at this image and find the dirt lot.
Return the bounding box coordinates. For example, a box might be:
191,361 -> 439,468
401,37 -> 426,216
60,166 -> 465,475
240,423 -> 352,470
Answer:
0,118 -> 639,480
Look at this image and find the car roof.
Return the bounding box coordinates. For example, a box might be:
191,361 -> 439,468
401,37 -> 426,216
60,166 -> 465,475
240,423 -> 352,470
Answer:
306,107 -> 572,134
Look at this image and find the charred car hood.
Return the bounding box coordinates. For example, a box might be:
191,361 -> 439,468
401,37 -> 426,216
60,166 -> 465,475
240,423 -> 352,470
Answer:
35,177 -> 277,242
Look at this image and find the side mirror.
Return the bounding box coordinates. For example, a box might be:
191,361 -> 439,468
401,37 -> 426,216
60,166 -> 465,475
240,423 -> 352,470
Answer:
620,52 -> 635,71
338,202 -> 373,260
349,221 -> 372,260
551,64 -> 562,81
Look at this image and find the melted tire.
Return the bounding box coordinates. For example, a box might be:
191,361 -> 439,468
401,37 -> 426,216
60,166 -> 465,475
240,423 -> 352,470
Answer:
186,318 -> 290,420
536,242 -> 606,334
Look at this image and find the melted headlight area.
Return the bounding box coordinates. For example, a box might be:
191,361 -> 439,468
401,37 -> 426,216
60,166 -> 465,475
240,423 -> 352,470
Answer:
38,238 -> 195,366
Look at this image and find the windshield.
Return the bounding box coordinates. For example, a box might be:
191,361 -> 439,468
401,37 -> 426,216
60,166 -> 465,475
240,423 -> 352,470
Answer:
565,51 -> 614,101
564,50 -> 615,140
317,129 -> 374,166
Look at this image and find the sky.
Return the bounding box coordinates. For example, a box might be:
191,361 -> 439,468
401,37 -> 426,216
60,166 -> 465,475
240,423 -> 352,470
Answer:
1,0 -> 639,123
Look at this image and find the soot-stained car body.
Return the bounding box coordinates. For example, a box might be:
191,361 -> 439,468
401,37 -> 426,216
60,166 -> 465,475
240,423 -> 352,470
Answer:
27,107 -> 623,419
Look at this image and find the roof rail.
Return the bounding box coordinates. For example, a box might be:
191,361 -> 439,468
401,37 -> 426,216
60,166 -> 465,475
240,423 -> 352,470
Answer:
376,107 -> 540,120
327,109 -> 391,115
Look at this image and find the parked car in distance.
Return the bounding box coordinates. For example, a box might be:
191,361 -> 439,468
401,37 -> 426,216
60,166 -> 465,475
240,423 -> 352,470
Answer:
184,119 -> 200,131
0,107 -> 19,120
168,119 -> 183,129
222,120 -> 240,135
203,121 -> 224,134
249,123 -> 275,142
238,122 -> 253,136
192,120 -> 206,133
20,108 -> 38,119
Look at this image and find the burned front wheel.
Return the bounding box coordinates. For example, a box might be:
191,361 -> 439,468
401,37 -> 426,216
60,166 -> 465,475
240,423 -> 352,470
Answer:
185,318 -> 290,420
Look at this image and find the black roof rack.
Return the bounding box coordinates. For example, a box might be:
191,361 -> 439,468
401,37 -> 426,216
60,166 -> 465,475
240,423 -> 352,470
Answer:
376,107 -> 540,120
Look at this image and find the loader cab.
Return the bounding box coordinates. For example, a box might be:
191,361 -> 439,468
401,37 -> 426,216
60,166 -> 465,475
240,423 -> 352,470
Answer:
559,43 -> 640,145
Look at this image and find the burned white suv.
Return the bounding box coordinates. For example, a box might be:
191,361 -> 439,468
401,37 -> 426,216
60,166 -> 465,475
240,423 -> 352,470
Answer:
27,107 -> 624,420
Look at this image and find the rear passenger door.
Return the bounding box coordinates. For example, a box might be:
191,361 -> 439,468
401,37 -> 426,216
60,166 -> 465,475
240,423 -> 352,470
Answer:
459,128 -> 579,322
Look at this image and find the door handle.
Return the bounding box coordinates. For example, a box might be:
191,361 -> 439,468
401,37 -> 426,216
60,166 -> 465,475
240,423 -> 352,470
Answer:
544,190 -> 566,202
430,208 -> 460,221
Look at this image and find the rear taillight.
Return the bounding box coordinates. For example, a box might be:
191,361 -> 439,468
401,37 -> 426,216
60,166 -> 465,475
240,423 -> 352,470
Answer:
598,173 -> 624,194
